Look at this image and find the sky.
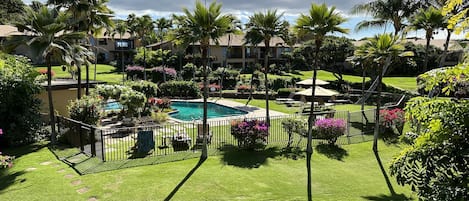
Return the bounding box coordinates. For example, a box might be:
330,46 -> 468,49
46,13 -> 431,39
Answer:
23,0 -> 466,40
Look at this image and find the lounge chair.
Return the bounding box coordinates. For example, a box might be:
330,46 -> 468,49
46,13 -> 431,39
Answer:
196,124 -> 212,144
275,92 -> 295,103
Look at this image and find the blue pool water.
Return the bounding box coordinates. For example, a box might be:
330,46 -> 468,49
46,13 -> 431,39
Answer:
105,102 -> 123,111
170,102 -> 248,121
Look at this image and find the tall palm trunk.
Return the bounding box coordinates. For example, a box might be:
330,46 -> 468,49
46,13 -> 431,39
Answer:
201,43 -> 209,159
246,45 -> 258,106
77,61 -> 82,99
423,30 -> 432,72
264,39 -> 271,126
85,62 -> 90,95
143,44 -> 147,80
121,36 -> 125,83
306,40 -> 321,201
373,57 -> 390,152
47,55 -> 57,144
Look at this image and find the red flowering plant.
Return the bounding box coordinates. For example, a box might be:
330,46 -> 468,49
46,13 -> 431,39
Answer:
0,129 -> 14,168
231,119 -> 269,150
148,97 -> 171,111
37,69 -> 55,77
379,108 -> 405,135
237,85 -> 251,93
313,118 -> 346,145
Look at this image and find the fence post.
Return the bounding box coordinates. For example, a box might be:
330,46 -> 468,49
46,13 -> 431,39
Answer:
100,129 -> 105,162
90,127 -> 96,157
56,116 -> 60,134
79,124 -> 84,152
347,111 -> 351,144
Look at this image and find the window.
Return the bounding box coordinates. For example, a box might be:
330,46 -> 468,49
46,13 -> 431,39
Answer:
116,41 -> 129,48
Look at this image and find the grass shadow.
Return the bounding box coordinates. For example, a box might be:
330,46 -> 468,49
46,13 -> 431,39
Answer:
164,157 -> 206,201
315,144 -> 348,161
2,143 -> 48,159
279,147 -> 306,160
362,194 -> 413,201
350,122 -> 375,135
219,145 -> 280,168
0,170 -> 26,193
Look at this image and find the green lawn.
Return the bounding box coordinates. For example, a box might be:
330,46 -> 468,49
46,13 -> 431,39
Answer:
229,98 -> 374,114
36,64 -> 124,84
0,141 -> 416,201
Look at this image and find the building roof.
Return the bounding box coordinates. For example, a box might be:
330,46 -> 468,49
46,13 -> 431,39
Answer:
0,25 -> 132,39
352,38 -> 465,51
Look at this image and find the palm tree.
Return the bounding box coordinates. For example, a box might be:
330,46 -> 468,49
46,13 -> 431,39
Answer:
111,20 -> 129,83
294,3 -> 348,200
409,6 -> 446,72
245,10 -> 289,126
171,0 -> 237,159
132,15 -> 155,80
354,34 -> 412,151
10,6 -> 85,144
351,0 -> 421,35
243,29 -> 263,105
156,17 -> 173,82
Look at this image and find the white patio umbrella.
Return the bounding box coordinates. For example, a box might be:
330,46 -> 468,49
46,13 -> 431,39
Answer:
295,86 -> 339,97
296,78 -> 330,86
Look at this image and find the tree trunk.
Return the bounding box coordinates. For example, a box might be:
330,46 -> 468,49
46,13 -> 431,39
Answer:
77,62 -> 82,99
201,44 -> 209,159
361,65 -> 369,126
264,40 -> 271,126
85,62 -> 90,95
246,45 -> 258,106
439,29 -> 452,68
143,44 -> 147,80
121,36 -> 125,84
373,58 -> 389,152
423,31 -> 431,73
306,41 -> 321,201
93,36 -> 98,81
47,55 -> 57,144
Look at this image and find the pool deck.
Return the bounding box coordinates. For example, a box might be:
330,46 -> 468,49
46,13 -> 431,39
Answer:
170,98 -> 287,123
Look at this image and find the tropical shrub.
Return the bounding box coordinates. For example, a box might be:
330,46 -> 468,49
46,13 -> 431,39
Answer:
231,119 -> 269,150
277,88 -> 296,97
200,83 -> 221,92
271,77 -> 296,91
119,88 -> 146,117
281,118 -> 307,148
313,118 -> 346,145
125,66 -> 144,80
151,111 -> 169,124
181,63 -> 196,80
148,97 -> 171,111
67,96 -> 103,125
390,98 -> 469,201
125,81 -> 158,98
237,85 -> 250,93
0,53 -> 42,146
0,129 -> 14,168
151,67 -> 177,82
379,108 -> 405,136
94,84 -> 126,100
159,81 -> 201,98
417,65 -> 469,97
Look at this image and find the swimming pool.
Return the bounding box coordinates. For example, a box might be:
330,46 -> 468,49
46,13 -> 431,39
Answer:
170,101 -> 248,121
105,101 -> 123,111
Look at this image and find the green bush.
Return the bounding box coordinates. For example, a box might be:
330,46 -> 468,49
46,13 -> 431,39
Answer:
277,88 -> 296,97
94,84 -> 126,100
151,111 -> 169,124
119,87 -> 146,117
125,81 -> 158,98
159,81 -> 201,98
67,96 -> 103,125
0,53 -> 42,146
281,118 -> 307,148
181,63 -> 196,80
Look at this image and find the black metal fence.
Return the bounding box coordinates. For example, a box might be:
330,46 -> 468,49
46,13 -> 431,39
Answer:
57,108 -> 378,162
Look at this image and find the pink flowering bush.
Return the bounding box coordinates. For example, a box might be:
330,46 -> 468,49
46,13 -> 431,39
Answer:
379,108 -> 405,136
0,129 -> 14,168
313,118 -> 346,145
231,119 -> 269,150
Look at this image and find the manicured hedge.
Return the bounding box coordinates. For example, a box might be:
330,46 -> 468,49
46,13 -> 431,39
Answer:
159,81 -> 201,98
